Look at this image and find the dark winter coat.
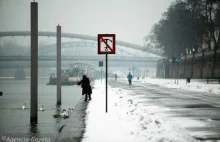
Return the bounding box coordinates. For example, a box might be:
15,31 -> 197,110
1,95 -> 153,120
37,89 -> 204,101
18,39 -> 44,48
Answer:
77,77 -> 92,95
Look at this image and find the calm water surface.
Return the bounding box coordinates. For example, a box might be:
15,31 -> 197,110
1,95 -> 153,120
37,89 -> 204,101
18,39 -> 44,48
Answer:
0,78 -> 82,140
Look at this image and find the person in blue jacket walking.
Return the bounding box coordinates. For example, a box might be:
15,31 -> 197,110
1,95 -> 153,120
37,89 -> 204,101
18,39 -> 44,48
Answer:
127,72 -> 133,86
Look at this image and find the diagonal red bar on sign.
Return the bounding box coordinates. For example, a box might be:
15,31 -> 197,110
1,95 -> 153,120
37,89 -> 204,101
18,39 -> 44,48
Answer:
100,36 -> 113,52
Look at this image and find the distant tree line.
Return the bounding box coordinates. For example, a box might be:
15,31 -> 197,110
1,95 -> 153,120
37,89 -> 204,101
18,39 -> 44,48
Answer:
144,0 -> 220,58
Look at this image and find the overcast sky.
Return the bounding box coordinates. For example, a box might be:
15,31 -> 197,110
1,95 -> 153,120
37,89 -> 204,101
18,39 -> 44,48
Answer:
0,0 -> 174,45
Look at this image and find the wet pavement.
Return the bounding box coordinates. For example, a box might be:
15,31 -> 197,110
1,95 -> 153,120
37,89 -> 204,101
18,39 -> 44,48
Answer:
109,79 -> 220,142
55,97 -> 88,142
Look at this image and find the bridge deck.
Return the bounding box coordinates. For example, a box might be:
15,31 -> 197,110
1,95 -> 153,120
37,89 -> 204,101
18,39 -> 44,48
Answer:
0,56 -> 160,62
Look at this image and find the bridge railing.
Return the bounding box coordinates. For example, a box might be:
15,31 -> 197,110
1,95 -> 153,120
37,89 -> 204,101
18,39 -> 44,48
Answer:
0,55 -> 161,62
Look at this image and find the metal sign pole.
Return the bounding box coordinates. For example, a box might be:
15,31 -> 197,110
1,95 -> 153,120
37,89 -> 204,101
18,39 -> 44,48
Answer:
99,61 -> 103,83
97,34 -> 115,113
106,54 -> 108,113
177,63 -> 179,85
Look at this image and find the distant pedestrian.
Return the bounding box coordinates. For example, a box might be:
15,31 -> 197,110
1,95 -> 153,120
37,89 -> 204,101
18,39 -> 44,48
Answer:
115,73 -> 117,81
127,72 -> 133,86
77,75 -> 92,101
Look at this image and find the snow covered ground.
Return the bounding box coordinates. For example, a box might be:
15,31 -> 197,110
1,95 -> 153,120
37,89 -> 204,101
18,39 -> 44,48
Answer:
140,78 -> 220,95
82,80 -> 199,142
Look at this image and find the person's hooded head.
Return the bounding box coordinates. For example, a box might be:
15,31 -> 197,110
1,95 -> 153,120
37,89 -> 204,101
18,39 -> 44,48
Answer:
82,75 -> 87,78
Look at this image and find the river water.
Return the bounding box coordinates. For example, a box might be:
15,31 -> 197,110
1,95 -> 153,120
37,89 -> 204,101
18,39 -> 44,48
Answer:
0,78 -> 82,140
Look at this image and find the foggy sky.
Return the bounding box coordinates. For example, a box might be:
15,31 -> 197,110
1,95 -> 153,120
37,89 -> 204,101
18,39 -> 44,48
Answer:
0,0 -> 173,45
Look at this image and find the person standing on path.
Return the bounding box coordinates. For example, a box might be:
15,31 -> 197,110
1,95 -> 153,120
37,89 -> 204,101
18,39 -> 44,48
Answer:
77,75 -> 92,101
127,72 -> 133,86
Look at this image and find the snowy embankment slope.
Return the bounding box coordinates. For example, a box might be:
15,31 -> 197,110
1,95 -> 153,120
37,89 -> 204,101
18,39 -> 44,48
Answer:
140,78 -> 220,95
82,80 -> 199,142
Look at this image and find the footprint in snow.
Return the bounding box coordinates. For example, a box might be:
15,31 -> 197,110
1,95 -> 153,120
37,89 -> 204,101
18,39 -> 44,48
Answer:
139,116 -> 144,121
128,99 -> 133,104
155,120 -> 161,125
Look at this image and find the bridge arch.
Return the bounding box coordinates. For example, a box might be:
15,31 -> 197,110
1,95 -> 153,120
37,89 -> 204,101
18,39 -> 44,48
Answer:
0,31 -> 164,56
38,41 -> 139,57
